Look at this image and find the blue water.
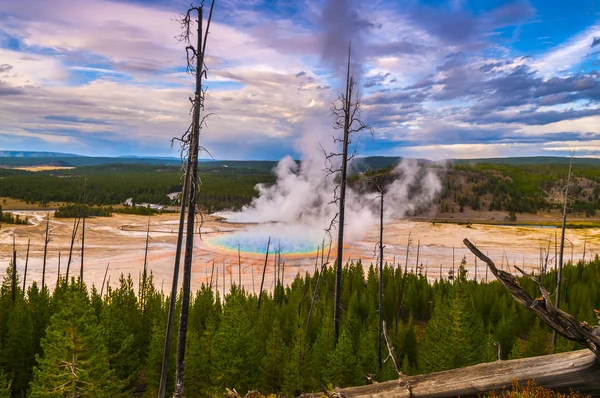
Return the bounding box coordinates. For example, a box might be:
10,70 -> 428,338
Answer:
209,233 -> 319,255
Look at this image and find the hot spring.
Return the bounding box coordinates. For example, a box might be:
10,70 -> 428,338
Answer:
207,225 -> 322,255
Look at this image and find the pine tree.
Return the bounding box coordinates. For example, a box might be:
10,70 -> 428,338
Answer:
29,284 -> 126,397
420,262 -> 485,372
0,371 -> 10,398
325,328 -> 360,388
402,320 -> 418,373
260,319 -> 286,393
283,323 -> 307,397
4,298 -> 34,395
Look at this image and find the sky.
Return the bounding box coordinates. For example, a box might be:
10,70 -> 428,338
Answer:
1,0 -> 600,160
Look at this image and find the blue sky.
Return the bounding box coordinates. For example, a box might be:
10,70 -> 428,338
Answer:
1,0 -> 600,159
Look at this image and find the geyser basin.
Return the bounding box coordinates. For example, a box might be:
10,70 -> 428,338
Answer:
208,229 -> 320,255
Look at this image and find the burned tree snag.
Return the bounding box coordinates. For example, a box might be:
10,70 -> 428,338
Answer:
325,43 -> 372,345
554,153 -> 574,349
41,214 -> 50,291
258,237 -> 271,309
22,238 -> 29,293
160,2 -> 216,397
463,238 -> 600,360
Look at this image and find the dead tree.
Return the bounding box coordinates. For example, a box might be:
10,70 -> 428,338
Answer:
22,239 -> 30,293
160,2 -> 216,397
553,153 -> 574,349
41,214 -> 51,291
258,237 -> 271,309
463,238 -> 600,360
65,217 -> 80,280
11,238 -> 16,302
404,232 -> 412,275
100,262 -> 110,297
377,184 -> 384,370
79,208 -> 86,286
323,44 -> 372,344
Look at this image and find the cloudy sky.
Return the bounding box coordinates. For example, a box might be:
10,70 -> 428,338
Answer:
1,0 -> 600,160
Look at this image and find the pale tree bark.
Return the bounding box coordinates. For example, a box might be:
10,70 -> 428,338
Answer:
167,3 -> 216,396
553,153 -> 574,349
323,44 -> 372,345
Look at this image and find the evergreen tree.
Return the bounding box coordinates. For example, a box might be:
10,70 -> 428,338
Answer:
420,262 -> 485,372
325,328 -> 360,388
4,299 -> 34,395
283,323 -> 308,397
260,319 -> 286,393
29,283 -> 125,397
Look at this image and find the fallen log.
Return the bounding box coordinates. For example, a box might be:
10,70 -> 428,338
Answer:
302,350 -> 600,397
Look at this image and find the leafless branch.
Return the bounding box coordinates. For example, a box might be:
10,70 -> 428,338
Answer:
463,238 -> 600,360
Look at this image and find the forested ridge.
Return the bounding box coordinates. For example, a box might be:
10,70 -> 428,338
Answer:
0,253 -> 598,397
2,160 -> 600,218
0,163 -> 276,212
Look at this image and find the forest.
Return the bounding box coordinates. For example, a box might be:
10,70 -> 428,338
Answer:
0,252 -> 597,397
0,163 -> 276,212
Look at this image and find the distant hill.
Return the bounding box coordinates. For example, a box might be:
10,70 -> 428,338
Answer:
0,151 -> 83,158
0,156 -> 183,167
451,156 -> 600,166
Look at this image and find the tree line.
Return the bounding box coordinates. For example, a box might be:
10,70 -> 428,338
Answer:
0,252 -> 597,397
0,164 -> 275,212
0,207 -> 28,226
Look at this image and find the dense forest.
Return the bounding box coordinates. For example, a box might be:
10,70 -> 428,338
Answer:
0,253 -> 597,397
2,159 -> 599,217
0,163 -> 276,212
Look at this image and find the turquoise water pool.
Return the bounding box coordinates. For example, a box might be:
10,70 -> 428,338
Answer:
208,232 -> 319,255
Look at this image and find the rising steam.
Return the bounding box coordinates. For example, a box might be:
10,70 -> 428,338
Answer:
215,0 -> 442,252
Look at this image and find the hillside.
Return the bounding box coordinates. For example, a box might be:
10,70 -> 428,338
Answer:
1,157 -> 599,219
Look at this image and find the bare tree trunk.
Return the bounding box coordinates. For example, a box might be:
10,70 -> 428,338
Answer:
172,2 -> 215,395
42,214 -> 50,291
333,46 -> 352,345
56,252 -> 61,286
553,154 -> 573,350
66,217 -> 80,281
22,239 -> 30,293
210,259 -> 215,290
404,232 -> 411,276
258,237 -> 271,309
378,188 -> 384,370
238,244 -> 241,288
158,37 -> 193,398
100,262 -> 110,297
79,212 -> 85,286
415,240 -> 420,275
12,239 -> 16,302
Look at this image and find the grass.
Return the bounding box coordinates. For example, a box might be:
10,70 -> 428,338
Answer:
0,197 -> 66,211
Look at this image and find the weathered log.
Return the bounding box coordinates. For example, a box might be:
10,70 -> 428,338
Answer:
301,350 -> 600,397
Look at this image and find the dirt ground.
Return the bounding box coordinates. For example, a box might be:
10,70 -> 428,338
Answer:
1,211 -> 599,295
